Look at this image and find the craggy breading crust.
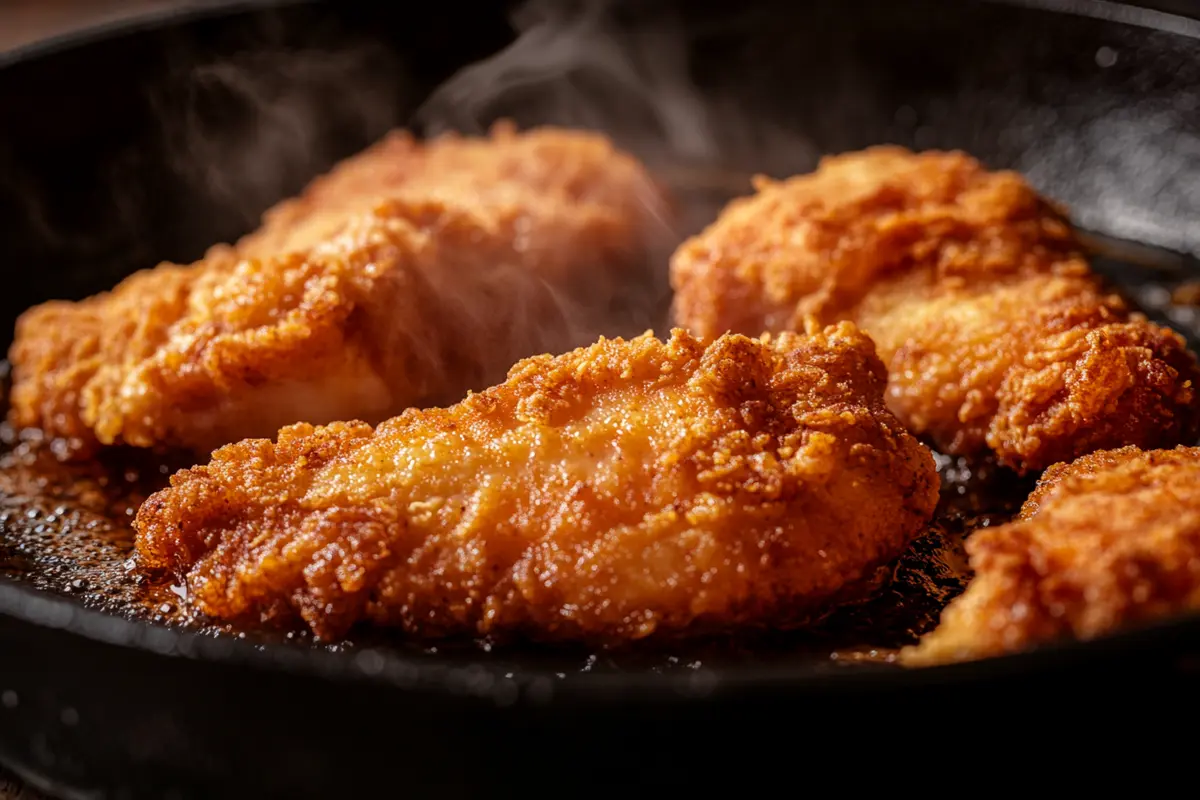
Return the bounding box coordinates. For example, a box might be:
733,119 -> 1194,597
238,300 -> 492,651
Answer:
9,123 -> 669,456
135,324 -> 939,643
903,445 -> 1200,666
670,146 -> 1200,473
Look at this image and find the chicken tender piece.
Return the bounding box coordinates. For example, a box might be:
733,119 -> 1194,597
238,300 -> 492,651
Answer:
903,445 -> 1200,666
9,123 -> 670,456
670,147 -> 1200,474
134,324 -> 939,642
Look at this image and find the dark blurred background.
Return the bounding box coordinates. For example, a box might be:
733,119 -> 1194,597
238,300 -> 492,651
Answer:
2,0 -> 1199,54
0,1 -> 267,53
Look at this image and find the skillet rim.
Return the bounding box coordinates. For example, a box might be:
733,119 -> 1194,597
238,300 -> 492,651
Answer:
3,572 -> 1200,698
0,0 -> 1198,73
1,0 -> 1199,695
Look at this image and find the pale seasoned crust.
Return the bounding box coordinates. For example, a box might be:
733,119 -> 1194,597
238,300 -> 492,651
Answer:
902,445 -> 1200,666
670,146 -> 1200,474
134,324 -> 940,643
9,123 -> 670,456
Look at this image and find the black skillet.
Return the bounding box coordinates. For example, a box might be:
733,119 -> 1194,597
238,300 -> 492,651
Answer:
2,0 -> 1200,796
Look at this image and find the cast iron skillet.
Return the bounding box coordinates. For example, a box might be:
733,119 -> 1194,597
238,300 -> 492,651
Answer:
2,0 -> 1200,796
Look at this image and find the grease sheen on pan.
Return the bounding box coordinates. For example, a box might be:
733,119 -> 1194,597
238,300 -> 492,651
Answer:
670,146 -> 1200,474
135,324 -> 939,643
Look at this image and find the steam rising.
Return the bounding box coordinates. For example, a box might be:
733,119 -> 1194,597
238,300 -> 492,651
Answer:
404,0 -> 818,362
154,0 -> 779,368
405,0 -> 723,361
417,0 -> 719,163
416,0 -> 816,215
7,0 -> 816,427
157,39 -> 408,239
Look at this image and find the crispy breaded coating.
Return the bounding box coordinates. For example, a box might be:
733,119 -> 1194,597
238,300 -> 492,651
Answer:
134,324 -> 939,642
903,445 -> 1200,666
9,123 -> 670,456
670,147 -> 1200,474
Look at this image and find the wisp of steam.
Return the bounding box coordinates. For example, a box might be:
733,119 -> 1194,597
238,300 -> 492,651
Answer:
412,0 -> 703,352
7,0 -> 819,433
416,0 -> 817,220
416,0 -> 719,162
157,0 -> 822,410
158,39 -> 408,241
409,0 -> 816,359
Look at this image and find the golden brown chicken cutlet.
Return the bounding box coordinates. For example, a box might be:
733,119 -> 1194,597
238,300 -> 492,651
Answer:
9,122 -> 671,457
134,324 -> 939,643
670,147 -> 1200,474
903,445 -> 1200,666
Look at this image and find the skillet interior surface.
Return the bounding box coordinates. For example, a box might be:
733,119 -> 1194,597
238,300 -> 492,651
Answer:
2,0 -> 1200,796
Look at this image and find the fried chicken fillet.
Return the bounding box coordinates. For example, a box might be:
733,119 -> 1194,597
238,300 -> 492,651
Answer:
903,445 -> 1200,666
134,324 -> 939,642
9,123 -> 671,456
670,147 -> 1200,474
